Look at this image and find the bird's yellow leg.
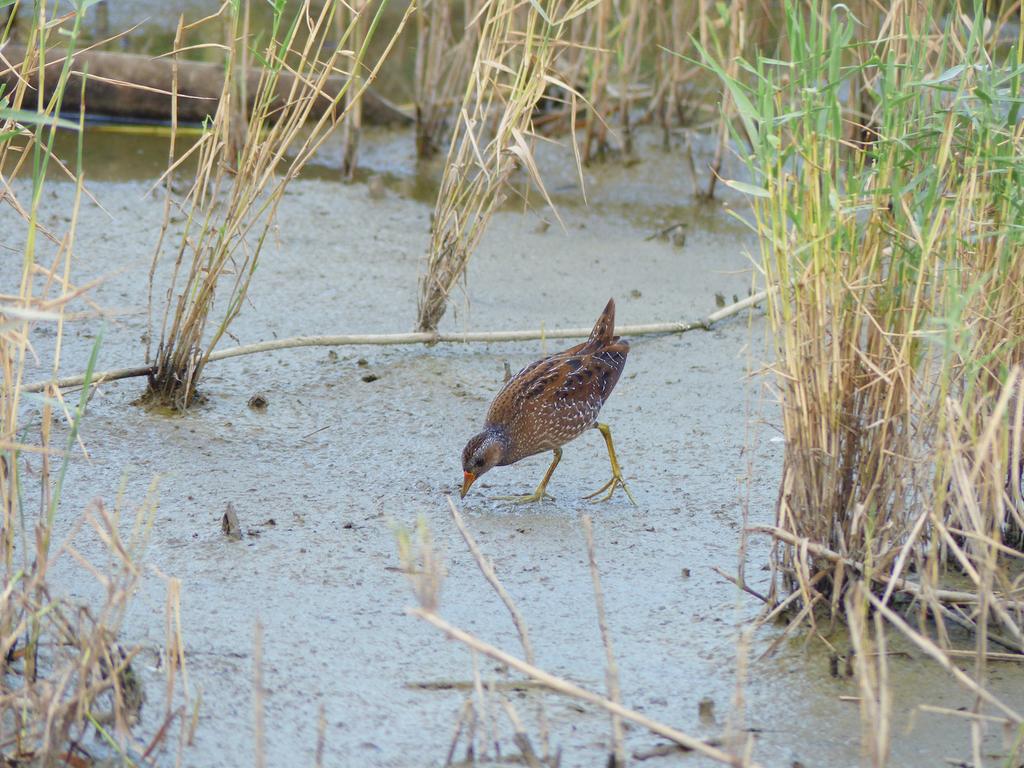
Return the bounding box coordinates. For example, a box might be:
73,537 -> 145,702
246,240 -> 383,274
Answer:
494,448 -> 561,504
584,423 -> 637,505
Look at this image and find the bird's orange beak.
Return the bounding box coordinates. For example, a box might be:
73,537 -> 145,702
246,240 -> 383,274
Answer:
461,471 -> 477,498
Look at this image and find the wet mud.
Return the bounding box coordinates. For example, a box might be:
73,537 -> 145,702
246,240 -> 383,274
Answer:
7,125 -> 1024,767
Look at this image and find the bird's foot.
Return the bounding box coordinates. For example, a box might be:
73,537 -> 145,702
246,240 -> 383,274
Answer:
493,489 -> 555,505
584,473 -> 637,506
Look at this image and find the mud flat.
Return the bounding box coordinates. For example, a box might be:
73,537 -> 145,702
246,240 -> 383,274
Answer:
8,127 -> 1023,767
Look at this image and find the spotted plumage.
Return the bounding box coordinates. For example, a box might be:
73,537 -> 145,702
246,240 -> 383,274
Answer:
460,298 -> 636,504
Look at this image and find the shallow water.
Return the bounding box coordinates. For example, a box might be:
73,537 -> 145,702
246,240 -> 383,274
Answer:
6,124 -> 1024,767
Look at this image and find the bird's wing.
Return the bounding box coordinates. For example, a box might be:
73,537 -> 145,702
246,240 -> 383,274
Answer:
555,339 -> 629,405
486,339 -> 629,426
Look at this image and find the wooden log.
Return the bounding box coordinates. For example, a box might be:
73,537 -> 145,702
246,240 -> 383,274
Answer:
0,45 -> 413,126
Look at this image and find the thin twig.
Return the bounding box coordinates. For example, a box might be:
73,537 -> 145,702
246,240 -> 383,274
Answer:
500,697 -> 542,768
315,703 -> 326,768
448,498 -> 537,665
24,288 -> 771,394
917,704 -> 1013,724
945,649 -> 1024,662
409,607 -> 755,767
711,566 -> 769,604
444,698 -> 473,767
581,514 -> 626,767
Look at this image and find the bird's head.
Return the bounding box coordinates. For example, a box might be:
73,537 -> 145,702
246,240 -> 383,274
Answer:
460,429 -> 508,498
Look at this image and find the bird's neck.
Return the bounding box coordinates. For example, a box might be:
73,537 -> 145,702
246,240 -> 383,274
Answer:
483,425 -> 511,458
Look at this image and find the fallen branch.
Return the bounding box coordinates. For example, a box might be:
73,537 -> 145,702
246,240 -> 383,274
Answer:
23,288 -> 772,394
711,565 -> 769,604
409,607 -> 755,767
1,45 -> 412,126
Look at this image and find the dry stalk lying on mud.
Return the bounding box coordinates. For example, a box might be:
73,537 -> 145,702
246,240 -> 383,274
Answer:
411,608 -> 754,766
845,583 -> 892,766
399,499 -> 754,766
445,498 -> 551,762
146,0 -> 413,409
27,288 -> 769,394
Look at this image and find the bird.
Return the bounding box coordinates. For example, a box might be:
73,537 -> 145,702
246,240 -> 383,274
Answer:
460,298 -> 636,505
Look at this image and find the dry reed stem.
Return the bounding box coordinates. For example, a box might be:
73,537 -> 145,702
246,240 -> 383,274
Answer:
339,0 -> 367,179
581,514 -> 625,766
448,498 -> 537,662
917,704 -> 1017,723
444,697 -> 474,766
26,287 -> 769,394
722,628 -> 754,764
499,696 -> 542,768
413,0 -> 480,157
409,607 -> 755,767
315,702 -> 326,768
700,0 -> 746,199
846,584 -> 891,768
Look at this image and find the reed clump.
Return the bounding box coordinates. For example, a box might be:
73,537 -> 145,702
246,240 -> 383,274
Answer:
700,2 -> 1024,756
146,0 -> 412,409
702,1 -> 1024,747
417,0 -> 594,332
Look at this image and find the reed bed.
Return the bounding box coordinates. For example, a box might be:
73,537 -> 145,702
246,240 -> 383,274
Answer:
146,0 -> 412,408
701,0 -> 1024,759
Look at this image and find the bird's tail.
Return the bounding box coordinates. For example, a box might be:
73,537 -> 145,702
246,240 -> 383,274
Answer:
585,298 -> 616,348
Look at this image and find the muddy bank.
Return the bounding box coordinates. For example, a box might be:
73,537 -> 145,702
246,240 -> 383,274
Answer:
6,128 -> 1024,766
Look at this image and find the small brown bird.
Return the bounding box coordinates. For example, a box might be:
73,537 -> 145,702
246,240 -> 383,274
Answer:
460,298 -> 636,504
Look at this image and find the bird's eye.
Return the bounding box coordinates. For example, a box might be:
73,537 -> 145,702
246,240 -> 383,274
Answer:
474,458 -> 484,468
